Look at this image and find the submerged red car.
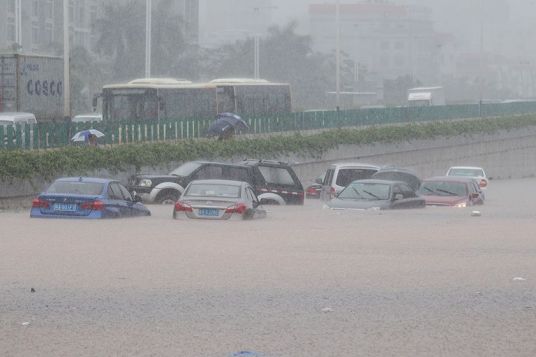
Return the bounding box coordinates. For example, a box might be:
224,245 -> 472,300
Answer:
418,176 -> 484,207
305,172 -> 325,199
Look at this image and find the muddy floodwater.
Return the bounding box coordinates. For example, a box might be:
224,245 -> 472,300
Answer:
1,178 -> 536,356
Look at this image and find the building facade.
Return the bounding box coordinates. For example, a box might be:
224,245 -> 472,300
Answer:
0,0 -> 106,55
0,0 -> 199,55
309,1 -> 441,85
199,0 -> 275,48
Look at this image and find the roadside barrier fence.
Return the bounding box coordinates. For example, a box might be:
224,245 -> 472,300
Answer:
2,102 -> 536,150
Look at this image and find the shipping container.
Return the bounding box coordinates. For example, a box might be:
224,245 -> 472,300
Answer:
0,53 -> 64,121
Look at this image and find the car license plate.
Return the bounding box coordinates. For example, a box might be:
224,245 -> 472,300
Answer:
54,203 -> 77,212
198,208 -> 219,217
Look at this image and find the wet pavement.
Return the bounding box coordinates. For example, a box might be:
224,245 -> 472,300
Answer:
1,178 -> 536,356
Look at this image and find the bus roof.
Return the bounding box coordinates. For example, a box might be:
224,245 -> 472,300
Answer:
128,78 -> 192,85
408,86 -> 444,91
209,78 -> 289,86
103,78 -> 216,90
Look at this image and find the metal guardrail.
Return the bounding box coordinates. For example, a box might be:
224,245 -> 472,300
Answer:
2,102 -> 536,150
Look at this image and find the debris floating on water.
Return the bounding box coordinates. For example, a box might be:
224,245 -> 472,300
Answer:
471,210 -> 481,217
230,351 -> 261,357
21,322 -> 30,326
321,307 -> 334,313
513,277 -> 527,281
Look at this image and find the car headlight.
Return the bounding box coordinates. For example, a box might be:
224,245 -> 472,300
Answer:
139,179 -> 153,187
455,202 -> 467,208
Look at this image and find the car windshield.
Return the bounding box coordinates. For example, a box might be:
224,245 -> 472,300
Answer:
170,162 -> 202,176
448,168 -> 484,177
185,183 -> 241,198
46,181 -> 104,195
338,182 -> 391,200
419,181 -> 467,196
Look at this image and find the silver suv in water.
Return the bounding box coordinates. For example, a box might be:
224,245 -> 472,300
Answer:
320,162 -> 380,201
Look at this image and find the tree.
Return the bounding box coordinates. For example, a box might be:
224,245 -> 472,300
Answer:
383,75 -> 422,105
93,1 -> 145,81
200,22 -> 336,110
93,0 -> 194,82
70,46 -> 110,114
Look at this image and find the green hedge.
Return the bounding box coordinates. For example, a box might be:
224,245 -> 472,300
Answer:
2,115 -> 536,181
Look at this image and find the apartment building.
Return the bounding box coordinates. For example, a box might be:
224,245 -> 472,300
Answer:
0,0 -> 199,55
309,1 -> 441,84
199,0 -> 275,48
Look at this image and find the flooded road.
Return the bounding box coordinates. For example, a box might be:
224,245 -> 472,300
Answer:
1,178 -> 536,356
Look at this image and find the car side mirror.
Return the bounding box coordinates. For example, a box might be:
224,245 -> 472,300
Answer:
314,177 -> 323,184
252,200 -> 259,208
488,176 -> 493,181
471,193 -> 480,199
394,193 -> 403,201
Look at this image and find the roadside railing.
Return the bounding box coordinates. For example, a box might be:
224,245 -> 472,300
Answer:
2,101 -> 536,150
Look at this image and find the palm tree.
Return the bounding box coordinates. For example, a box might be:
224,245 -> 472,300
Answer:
93,0 -> 195,82
200,22 -> 335,109
93,1 -> 145,81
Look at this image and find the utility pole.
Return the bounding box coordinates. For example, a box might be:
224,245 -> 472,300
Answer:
145,0 -> 152,78
15,0 -> 22,49
335,0 -> 341,110
478,0 -> 484,117
251,5 -> 277,79
63,0 -> 70,119
254,35 -> 260,79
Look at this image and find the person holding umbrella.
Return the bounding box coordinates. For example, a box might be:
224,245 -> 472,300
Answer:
88,133 -> 98,146
206,113 -> 249,140
71,129 -> 105,146
218,127 -> 235,141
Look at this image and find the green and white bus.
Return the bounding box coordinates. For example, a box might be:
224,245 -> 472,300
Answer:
94,77 -> 292,122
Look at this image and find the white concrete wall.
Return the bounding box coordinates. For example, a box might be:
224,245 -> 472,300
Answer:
288,126 -> 536,185
2,126 -> 536,209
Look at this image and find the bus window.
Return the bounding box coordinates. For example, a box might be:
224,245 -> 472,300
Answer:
161,88 -> 217,120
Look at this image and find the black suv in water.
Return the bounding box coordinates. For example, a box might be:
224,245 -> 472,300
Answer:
127,160 -> 304,205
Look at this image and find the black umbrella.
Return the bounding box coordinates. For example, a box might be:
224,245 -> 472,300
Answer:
216,112 -> 249,130
206,120 -> 233,137
206,112 -> 249,137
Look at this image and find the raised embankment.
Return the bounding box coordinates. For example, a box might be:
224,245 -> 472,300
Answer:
2,121 -> 536,209
291,126 -> 536,182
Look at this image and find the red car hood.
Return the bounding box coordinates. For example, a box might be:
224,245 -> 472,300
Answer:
423,195 -> 467,206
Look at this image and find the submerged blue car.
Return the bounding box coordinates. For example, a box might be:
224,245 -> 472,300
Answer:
30,177 -> 151,219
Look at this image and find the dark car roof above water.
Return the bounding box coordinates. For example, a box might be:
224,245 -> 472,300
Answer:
348,179 -> 404,186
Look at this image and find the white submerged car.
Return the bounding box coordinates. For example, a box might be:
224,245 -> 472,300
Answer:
446,166 -> 489,190
172,179 -> 267,220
